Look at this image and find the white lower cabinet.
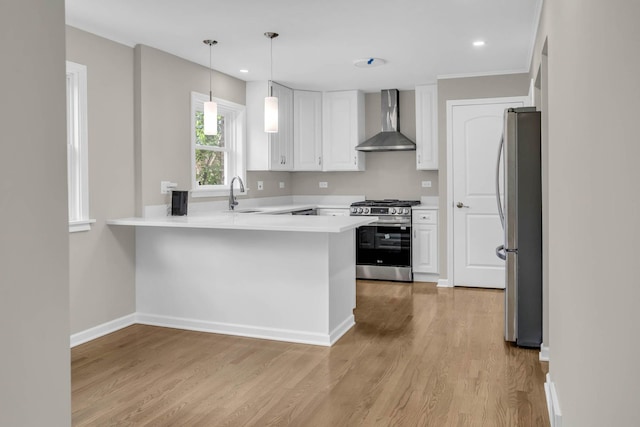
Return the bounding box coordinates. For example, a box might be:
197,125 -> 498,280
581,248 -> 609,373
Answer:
412,209 -> 439,281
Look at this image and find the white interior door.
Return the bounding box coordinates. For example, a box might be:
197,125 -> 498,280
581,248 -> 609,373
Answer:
451,99 -> 525,288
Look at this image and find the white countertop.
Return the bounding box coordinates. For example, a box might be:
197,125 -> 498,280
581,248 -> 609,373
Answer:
107,211 -> 377,233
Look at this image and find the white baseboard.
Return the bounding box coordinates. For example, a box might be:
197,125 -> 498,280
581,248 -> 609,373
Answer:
545,373 -> 563,427
329,315 -> 355,345
539,345 -> 550,362
136,312 -> 352,347
437,278 -> 452,287
70,313 -> 136,348
413,272 -> 440,283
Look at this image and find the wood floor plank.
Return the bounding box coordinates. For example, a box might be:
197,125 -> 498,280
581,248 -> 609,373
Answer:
72,281 -> 549,426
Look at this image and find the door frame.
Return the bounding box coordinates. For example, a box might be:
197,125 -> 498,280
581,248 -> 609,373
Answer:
445,96 -> 530,287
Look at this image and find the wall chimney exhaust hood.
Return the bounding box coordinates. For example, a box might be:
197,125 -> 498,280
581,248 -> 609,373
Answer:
355,89 -> 416,152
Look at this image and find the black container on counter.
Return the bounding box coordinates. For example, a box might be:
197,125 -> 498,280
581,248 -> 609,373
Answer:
171,190 -> 189,216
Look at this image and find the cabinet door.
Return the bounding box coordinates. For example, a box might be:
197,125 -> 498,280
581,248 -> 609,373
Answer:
415,84 -> 438,170
413,224 -> 438,273
322,90 -> 365,171
270,82 -> 294,171
293,90 -> 322,171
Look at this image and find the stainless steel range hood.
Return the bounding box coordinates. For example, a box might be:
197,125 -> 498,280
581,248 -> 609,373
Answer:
355,89 -> 416,152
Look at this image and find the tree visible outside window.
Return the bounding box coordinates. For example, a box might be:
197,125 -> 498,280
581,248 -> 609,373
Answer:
191,92 -> 246,197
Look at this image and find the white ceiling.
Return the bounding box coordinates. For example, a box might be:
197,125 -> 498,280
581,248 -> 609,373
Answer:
65,0 -> 542,92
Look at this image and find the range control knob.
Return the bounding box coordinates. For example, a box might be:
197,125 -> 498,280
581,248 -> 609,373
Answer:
403,208 -> 410,214
390,208 -> 396,214
350,207 -> 357,214
357,207 -> 363,213
364,208 -> 370,214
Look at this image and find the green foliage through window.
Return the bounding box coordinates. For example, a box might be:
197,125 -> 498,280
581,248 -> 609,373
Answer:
195,111 -> 225,185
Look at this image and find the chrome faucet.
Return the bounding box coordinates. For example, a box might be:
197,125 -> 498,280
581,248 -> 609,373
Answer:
229,176 -> 245,210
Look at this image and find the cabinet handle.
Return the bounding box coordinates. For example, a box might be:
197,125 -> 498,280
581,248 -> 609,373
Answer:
353,155 -> 356,165
318,156 -> 322,166
414,229 -> 416,238
418,154 -> 421,164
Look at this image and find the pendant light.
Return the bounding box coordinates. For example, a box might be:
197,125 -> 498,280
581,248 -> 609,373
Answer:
264,32 -> 279,133
203,39 -> 218,136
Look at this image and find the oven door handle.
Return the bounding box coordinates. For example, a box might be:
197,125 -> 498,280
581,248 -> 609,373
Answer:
370,222 -> 411,227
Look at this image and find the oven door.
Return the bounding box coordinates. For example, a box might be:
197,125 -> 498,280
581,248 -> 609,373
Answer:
356,223 -> 411,267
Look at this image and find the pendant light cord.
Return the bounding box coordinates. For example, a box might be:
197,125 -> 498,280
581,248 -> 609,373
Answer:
209,42 -> 213,102
269,36 -> 273,97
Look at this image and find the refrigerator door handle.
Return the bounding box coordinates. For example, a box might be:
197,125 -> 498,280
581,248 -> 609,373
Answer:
496,135 -> 505,230
496,245 -> 506,260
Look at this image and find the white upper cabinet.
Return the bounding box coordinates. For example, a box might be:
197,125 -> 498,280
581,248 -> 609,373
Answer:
322,90 -> 365,171
246,81 -> 294,171
415,84 -> 438,170
293,90 -> 322,171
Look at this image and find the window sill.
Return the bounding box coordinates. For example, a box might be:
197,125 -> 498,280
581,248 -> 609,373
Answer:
191,188 -> 249,198
69,219 -> 96,233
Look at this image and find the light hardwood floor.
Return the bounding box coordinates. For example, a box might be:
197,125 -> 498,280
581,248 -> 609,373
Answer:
72,281 -> 549,426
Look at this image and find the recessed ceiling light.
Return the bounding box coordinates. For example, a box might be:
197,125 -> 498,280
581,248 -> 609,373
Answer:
239,69 -> 249,73
473,40 -> 486,47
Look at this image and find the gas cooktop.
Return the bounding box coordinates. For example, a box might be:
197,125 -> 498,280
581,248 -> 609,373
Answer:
351,199 -> 421,207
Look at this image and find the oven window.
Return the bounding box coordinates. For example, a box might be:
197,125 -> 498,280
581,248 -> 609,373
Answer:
356,225 -> 411,267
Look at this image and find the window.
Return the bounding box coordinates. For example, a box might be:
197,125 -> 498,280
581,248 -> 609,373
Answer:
191,92 -> 246,197
66,61 -> 93,232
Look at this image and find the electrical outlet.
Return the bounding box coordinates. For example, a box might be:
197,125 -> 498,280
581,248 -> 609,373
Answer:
160,180 -> 178,194
279,182 -> 285,189
319,181 -> 328,188
257,181 -> 264,191
421,181 -> 432,188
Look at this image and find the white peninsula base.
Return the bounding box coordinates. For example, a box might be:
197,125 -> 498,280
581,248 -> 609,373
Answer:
135,227 -> 357,346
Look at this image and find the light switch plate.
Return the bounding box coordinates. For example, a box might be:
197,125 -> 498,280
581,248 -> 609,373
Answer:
257,181 -> 264,191
279,182 -> 285,189
319,182 -> 328,188
421,181 -> 432,188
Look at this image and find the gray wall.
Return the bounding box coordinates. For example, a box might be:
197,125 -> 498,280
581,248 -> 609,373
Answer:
134,45 -> 291,212
0,0 -> 71,425
291,91 -> 438,199
66,27 -> 137,334
436,74 -> 530,278
532,1 -> 640,425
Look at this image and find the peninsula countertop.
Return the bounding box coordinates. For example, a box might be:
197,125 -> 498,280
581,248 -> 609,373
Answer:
107,211 -> 377,233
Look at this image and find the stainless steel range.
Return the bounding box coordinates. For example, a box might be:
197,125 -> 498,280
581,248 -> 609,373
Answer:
350,199 -> 420,282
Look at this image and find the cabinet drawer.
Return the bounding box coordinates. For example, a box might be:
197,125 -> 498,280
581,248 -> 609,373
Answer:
413,210 -> 437,224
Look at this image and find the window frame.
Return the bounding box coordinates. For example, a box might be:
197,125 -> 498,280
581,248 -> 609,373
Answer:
190,92 -> 246,198
66,61 -> 94,232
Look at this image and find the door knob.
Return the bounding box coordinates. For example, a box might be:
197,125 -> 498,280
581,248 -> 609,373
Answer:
456,202 -> 470,209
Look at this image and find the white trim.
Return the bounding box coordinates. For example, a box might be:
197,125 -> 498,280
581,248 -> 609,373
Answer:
70,313 -> 136,348
69,218 -> 96,233
446,97 -> 529,287
413,273 -> 440,283
66,61 -> 91,227
437,69 -> 529,80
539,345 -> 550,362
437,279 -> 452,288
545,373 -> 563,427
136,312 -> 353,347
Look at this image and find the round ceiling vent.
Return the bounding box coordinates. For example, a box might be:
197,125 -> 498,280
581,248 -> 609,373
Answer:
353,58 -> 387,68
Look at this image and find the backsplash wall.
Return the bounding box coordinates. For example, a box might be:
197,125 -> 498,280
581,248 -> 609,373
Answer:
291,91 -> 438,199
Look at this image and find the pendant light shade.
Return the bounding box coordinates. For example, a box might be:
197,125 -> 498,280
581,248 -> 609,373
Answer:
264,32 -> 279,133
204,100 -> 218,135
203,39 -> 218,136
264,95 -> 278,133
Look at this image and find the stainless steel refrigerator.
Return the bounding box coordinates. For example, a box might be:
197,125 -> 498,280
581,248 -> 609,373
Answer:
495,107 -> 542,348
